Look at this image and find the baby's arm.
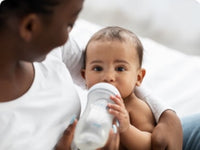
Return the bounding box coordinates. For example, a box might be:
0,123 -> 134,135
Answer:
108,95 -> 155,150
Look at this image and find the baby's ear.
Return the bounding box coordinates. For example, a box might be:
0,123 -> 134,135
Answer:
81,69 -> 86,79
136,68 -> 146,86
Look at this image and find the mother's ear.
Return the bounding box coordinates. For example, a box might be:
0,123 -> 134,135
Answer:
136,68 -> 146,86
19,14 -> 42,42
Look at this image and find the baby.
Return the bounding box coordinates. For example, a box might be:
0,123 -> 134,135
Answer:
81,26 -> 156,149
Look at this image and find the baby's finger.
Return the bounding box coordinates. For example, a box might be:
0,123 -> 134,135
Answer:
107,103 -> 121,111
108,106 -> 125,122
110,95 -> 123,105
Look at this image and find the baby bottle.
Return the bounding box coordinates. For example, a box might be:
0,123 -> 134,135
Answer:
74,82 -> 120,150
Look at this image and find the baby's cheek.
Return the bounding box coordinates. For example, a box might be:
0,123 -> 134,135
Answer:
86,80 -> 99,89
120,84 -> 135,98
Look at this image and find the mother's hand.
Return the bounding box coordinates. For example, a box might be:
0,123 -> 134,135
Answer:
55,120 -> 77,150
97,124 -> 120,150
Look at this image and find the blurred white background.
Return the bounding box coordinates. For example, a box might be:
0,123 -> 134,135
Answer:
79,0 -> 200,55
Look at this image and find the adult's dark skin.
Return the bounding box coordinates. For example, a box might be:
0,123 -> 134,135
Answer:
55,121 -> 78,150
0,0 -> 182,149
152,110 -> 183,150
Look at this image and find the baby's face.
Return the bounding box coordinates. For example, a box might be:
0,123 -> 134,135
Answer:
83,40 -> 144,99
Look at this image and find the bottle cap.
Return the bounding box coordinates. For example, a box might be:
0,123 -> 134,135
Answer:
88,82 -> 120,97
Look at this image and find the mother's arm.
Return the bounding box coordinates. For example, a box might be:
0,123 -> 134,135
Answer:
135,86 -> 183,150
152,110 -> 182,150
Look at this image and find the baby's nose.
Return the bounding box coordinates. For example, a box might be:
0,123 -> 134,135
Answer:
103,73 -> 115,83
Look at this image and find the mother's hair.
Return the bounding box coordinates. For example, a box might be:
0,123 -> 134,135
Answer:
0,0 -> 62,28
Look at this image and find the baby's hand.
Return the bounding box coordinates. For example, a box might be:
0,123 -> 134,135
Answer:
107,95 -> 130,133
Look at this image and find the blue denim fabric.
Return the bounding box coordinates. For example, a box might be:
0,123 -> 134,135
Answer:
181,113 -> 200,150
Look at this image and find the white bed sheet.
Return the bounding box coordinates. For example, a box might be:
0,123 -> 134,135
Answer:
142,38 -> 200,117
72,19 -> 200,118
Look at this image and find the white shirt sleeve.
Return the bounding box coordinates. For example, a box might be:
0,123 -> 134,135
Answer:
61,36 -> 85,88
61,19 -> 102,88
135,86 -> 173,123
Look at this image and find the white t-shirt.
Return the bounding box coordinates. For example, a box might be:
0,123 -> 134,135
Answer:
0,46 -> 81,150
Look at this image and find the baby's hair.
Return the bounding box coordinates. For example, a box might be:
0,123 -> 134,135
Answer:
0,0 -> 62,28
84,26 -> 144,68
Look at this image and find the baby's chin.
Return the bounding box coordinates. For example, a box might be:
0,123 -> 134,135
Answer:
122,92 -> 135,100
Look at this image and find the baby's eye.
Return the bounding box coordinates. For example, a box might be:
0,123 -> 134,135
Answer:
116,67 -> 125,72
93,66 -> 103,71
